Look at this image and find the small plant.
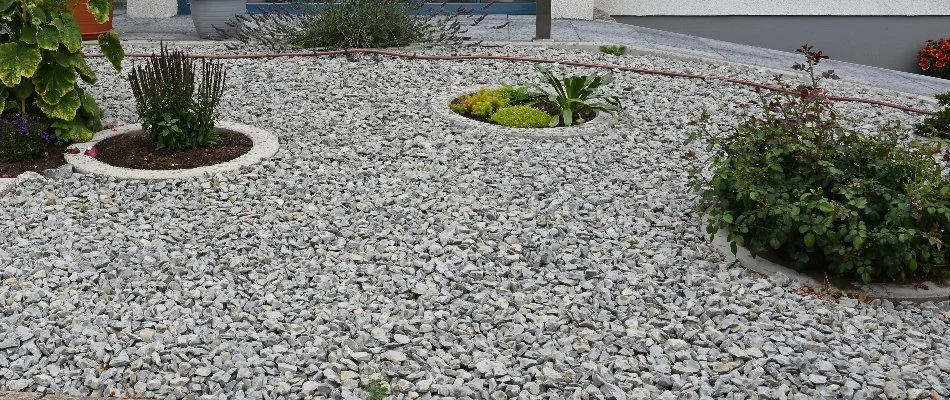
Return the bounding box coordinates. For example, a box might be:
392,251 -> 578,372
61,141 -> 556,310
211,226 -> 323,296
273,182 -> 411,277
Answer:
128,45 -> 226,151
0,111 -> 50,162
914,92 -> 950,140
918,37 -> 950,79
528,65 -> 621,127
490,105 -> 551,128
366,378 -> 388,400
449,87 -> 510,118
0,0 -> 124,143
231,0 -> 491,50
687,44 -> 950,284
599,44 -> 627,56
498,85 -> 533,105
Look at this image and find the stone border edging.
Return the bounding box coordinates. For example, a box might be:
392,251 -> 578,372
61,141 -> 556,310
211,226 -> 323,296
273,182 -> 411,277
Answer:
64,122 -> 279,180
430,85 -> 616,140
704,222 -> 950,303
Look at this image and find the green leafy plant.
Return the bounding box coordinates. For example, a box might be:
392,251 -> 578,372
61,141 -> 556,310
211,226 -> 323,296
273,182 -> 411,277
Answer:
917,37 -> 950,79
687,44 -> 950,284
128,45 -> 226,151
231,0 -> 492,50
914,92 -> 950,140
490,105 -> 550,128
528,65 -> 621,127
0,111 -> 50,162
449,87 -> 510,118
599,44 -> 627,56
366,378 -> 388,400
0,0 -> 124,144
498,85 -> 533,105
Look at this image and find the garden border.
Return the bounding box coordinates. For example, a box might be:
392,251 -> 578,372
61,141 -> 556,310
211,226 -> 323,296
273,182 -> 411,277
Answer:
705,224 -> 950,303
430,85 -> 617,140
64,122 -> 279,180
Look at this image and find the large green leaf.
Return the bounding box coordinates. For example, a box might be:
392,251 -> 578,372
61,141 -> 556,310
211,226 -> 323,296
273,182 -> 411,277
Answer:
97,29 -> 123,71
35,22 -> 62,50
51,119 -> 94,142
53,51 -> 96,83
35,87 -> 80,121
0,0 -> 17,14
34,62 -> 78,100
52,13 -> 82,53
85,0 -> 111,24
0,42 -> 42,87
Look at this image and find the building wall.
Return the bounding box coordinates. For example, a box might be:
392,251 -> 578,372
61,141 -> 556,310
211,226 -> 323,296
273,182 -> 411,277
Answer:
595,0 -> 950,16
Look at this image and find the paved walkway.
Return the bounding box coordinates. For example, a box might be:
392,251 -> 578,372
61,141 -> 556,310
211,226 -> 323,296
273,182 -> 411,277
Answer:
109,8 -> 950,97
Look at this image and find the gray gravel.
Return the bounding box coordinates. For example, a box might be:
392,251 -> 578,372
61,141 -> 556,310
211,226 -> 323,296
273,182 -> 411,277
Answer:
1,42 -> 949,399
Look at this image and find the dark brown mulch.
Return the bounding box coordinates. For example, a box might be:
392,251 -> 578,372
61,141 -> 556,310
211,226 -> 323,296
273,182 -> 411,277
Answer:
0,144 -> 69,178
94,130 -> 253,170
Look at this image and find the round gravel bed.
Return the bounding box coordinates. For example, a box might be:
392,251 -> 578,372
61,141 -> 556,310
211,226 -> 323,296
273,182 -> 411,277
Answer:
1,42 -> 949,400
431,85 -> 616,140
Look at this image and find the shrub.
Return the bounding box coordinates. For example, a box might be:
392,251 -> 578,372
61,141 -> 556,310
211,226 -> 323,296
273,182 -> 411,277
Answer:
918,37 -> 950,79
0,111 -> 50,162
128,45 -> 226,151
528,65 -> 621,127
0,0 -> 124,143
491,105 -> 551,128
914,92 -> 950,140
231,0 -> 491,50
687,44 -> 950,284
449,87 -> 509,118
599,44 -> 627,56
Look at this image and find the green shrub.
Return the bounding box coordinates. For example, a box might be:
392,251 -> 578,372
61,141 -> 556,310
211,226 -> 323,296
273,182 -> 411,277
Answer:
599,44 -> 627,56
498,85 -> 533,105
528,65 -> 621,127
0,0 -> 124,143
490,105 -> 550,128
687,44 -> 950,284
232,0 -> 489,50
0,111 -> 50,162
128,45 -> 226,151
450,87 -> 510,118
914,92 -> 950,139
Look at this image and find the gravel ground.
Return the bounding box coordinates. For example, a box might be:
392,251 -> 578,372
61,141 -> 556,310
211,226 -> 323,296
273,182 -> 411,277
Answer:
1,43 -> 949,400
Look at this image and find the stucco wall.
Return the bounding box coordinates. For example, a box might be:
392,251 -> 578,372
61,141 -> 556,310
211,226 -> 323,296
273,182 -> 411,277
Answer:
552,0 -> 593,19
595,0 -> 950,16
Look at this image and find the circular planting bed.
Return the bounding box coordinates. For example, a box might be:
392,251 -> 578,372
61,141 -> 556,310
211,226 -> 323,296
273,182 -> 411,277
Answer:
431,86 -> 616,140
65,122 -> 279,180
705,225 -> 950,303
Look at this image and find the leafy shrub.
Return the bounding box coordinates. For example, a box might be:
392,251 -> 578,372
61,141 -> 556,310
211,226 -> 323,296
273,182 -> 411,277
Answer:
918,37 -> 950,79
0,111 -> 50,162
490,105 -> 551,128
914,92 -> 950,139
687,44 -> 950,284
128,45 -> 226,151
599,44 -> 627,56
0,0 -> 124,143
450,87 -> 510,118
231,0 -> 491,50
528,65 -> 621,127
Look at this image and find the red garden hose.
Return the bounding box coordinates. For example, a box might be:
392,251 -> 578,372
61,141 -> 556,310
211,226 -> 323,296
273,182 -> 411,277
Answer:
86,48 -> 938,115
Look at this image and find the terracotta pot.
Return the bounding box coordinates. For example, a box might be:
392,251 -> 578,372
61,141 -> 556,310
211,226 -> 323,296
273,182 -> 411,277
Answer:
71,0 -> 114,40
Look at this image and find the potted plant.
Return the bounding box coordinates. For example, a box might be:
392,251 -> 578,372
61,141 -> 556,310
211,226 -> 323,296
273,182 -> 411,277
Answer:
71,0 -> 114,40
189,0 -> 246,40
0,0 -> 124,144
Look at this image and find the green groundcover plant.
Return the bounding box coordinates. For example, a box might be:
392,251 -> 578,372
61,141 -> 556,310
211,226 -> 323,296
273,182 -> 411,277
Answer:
914,92 -> 950,140
128,45 -> 226,151
0,0 -> 123,144
0,111 -> 50,162
687,44 -> 950,284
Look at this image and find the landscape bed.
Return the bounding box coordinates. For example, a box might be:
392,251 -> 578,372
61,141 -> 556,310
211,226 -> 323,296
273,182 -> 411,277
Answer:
0,43 -> 949,399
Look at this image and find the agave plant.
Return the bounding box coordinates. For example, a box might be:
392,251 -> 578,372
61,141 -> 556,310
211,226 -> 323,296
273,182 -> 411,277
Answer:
528,64 -> 621,127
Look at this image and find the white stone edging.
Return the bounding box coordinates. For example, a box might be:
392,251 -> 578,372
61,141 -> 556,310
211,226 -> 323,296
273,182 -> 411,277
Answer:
431,85 -> 617,140
65,122 -> 279,180
703,219 -> 950,303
